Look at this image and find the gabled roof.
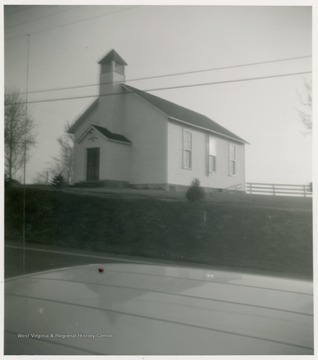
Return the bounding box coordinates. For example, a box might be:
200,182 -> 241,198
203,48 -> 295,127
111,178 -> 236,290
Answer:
122,84 -> 247,144
69,83 -> 247,145
92,125 -> 131,144
68,99 -> 99,134
98,49 -> 127,65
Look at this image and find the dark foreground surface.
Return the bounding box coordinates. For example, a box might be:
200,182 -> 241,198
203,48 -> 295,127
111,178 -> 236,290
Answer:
4,187 -> 314,356
5,186 -> 313,279
5,241 -> 311,281
5,242 -> 162,279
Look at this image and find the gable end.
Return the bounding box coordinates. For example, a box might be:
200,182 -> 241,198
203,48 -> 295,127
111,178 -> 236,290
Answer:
69,99 -> 99,134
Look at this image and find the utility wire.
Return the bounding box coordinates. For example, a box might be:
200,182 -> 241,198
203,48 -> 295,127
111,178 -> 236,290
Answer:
9,69 -> 311,106
34,103 -> 71,119
21,55 -> 312,96
145,70 -> 312,92
5,6 -> 139,41
5,6 -> 81,30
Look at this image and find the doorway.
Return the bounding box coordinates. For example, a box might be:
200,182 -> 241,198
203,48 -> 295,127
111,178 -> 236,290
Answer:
87,148 -> 100,181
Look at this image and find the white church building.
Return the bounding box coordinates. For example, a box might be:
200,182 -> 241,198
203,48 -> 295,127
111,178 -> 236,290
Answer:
69,50 -> 247,191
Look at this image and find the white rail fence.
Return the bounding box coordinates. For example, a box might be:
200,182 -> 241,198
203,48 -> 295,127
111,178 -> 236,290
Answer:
246,182 -> 312,198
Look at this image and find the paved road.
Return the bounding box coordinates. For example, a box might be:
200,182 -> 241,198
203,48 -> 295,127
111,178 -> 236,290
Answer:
4,244 -> 159,279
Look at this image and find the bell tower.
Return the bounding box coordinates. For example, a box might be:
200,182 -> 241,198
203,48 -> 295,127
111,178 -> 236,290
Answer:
98,50 -> 127,133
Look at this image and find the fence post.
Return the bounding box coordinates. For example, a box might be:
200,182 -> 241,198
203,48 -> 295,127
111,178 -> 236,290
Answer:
304,185 -> 307,198
272,184 -> 276,196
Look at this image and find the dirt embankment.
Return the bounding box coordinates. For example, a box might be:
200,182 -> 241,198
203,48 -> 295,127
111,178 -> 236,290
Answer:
5,186 -> 313,279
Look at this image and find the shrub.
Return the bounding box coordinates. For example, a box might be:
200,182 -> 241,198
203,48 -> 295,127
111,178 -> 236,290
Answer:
186,178 -> 205,202
5,176 -> 21,188
51,174 -> 67,189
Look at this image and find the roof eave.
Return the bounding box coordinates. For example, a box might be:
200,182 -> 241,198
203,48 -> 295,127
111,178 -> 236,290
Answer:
121,84 -> 169,118
168,116 -> 249,144
68,99 -> 99,134
122,84 -> 248,145
92,125 -> 132,144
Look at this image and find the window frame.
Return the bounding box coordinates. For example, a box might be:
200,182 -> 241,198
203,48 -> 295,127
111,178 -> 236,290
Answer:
182,129 -> 192,170
229,143 -> 237,176
115,62 -> 125,75
208,136 -> 217,174
101,63 -> 112,74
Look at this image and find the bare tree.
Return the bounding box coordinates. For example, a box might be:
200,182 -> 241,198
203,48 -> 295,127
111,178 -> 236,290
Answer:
33,169 -> 50,185
52,124 -> 74,184
297,79 -> 312,132
5,90 -> 36,180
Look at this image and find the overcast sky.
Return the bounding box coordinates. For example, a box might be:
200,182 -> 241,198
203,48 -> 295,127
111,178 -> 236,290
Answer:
4,3 -> 313,185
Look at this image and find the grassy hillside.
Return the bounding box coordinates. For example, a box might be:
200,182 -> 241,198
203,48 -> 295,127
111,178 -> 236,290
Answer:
5,186 -> 313,278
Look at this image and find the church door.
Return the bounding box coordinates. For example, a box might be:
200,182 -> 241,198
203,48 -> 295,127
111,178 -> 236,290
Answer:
87,148 -> 100,181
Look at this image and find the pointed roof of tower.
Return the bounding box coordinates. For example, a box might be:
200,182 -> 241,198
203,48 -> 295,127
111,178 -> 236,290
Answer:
98,49 -> 127,65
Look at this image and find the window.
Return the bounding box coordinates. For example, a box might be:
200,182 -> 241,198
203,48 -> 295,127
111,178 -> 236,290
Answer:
101,63 -> 112,74
183,130 -> 192,169
115,62 -> 124,75
208,137 -> 217,173
229,144 -> 237,176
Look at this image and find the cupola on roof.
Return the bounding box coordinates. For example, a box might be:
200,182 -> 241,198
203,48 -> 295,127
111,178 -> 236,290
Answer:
98,49 -> 127,65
